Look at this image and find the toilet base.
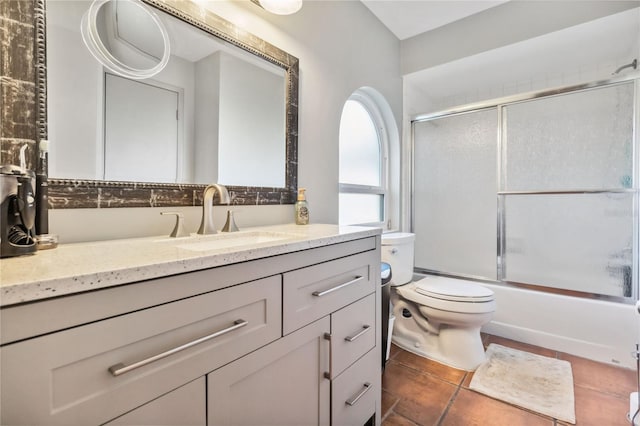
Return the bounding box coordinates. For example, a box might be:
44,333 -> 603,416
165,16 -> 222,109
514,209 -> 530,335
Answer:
391,313 -> 487,371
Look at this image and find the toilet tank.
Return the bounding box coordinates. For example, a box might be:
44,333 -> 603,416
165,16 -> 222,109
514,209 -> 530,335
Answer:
381,232 -> 415,286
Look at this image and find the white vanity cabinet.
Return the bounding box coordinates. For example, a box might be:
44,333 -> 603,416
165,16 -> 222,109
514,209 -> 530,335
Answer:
0,232 -> 381,426
208,246 -> 381,426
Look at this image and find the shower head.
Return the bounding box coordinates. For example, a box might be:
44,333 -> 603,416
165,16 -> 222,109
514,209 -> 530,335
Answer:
612,59 -> 638,75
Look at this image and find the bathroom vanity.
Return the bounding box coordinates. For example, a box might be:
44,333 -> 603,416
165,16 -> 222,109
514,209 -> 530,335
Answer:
0,224 -> 381,426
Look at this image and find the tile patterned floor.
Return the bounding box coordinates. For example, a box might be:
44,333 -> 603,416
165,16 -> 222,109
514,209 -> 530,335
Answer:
381,334 -> 637,426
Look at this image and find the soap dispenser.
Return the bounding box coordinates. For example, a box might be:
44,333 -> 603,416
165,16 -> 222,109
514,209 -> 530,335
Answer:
295,188 -> 309,225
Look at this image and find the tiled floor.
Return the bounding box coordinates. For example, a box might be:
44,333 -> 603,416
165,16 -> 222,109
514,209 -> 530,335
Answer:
381,334 -> 637,426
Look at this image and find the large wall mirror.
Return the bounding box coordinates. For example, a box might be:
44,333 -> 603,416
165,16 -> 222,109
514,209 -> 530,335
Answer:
40,0 -> 298,208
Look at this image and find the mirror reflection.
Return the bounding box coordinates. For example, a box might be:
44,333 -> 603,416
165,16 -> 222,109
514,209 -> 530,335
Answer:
47,0 -> 287,187
80,0 -> 171,79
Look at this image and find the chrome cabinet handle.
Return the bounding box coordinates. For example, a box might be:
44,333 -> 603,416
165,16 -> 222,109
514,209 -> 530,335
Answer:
108,319 -> 248,377
323,332 -> 332,380
346,382 -> 372,406
312,276 -> 364,297
344,325 -> 371,342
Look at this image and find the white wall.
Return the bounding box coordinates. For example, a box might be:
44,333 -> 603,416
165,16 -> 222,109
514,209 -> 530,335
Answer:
50,0 -> 403,242
403,6 -> 640,115
50,204 -> 294,243
401,1 -> 639,76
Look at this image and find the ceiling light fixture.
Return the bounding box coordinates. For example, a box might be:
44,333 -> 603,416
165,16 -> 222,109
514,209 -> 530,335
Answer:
258,0 -> 302,15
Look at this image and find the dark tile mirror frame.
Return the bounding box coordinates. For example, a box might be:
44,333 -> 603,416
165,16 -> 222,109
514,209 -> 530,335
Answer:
35,0 -> 299,208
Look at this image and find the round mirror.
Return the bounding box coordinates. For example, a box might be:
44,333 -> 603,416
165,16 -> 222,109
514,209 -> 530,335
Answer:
80,0 -> 170,79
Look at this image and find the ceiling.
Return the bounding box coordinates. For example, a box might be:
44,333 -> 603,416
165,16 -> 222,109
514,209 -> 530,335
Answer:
360,0 -> 508,40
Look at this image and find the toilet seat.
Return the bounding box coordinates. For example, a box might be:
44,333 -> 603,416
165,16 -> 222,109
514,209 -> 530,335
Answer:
415,276 -> 494,302
397,276 -> 496,314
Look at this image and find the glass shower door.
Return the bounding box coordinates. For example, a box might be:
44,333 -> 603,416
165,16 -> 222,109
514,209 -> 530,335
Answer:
500,82 -> 636,298
413,109 -> 498,280
411,79 -> 637,299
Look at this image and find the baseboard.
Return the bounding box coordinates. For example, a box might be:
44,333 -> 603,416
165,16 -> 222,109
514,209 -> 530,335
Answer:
483,320 -> 636,369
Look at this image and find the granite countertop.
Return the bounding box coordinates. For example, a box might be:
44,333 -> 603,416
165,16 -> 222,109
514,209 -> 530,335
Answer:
0,224 -> 380,307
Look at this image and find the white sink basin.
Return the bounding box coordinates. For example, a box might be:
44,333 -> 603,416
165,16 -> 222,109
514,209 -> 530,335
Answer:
157,231 -> 301,252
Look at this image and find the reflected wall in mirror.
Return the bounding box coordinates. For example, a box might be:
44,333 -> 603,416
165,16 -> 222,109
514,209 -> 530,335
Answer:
41,0 -> 298,208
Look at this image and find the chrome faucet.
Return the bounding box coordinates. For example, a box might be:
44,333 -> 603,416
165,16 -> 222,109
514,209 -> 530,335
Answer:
197,184 -> 230,235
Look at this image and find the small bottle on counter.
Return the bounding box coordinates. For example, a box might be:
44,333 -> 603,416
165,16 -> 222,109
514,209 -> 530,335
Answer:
295,188 -> 309,225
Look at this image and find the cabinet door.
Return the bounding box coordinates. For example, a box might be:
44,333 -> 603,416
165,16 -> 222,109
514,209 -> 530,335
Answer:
104,378 -> 205,426
208,317 -> 330,426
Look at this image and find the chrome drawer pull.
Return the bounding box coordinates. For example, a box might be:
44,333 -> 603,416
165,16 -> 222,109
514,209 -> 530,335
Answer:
312,276 -> 364,297
346,382 -> 372,406
323,332 -> 332,380
108,319 -> 248,377
344,325 -> 371,342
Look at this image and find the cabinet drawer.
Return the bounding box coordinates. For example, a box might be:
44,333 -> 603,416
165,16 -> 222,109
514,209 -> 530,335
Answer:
332,348 -> 379,426
283,250 -> 378,335
0,276 -> 281,426
331,293 -> 376,378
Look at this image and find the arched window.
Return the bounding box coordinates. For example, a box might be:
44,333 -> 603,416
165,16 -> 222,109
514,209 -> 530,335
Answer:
339,91 -> 388,226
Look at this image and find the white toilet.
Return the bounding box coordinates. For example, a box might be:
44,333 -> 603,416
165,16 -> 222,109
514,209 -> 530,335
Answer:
381,232 -> 496,371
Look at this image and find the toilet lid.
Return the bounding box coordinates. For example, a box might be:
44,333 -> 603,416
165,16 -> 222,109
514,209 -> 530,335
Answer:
381,232 -> 415,245
414,276 -> 494,302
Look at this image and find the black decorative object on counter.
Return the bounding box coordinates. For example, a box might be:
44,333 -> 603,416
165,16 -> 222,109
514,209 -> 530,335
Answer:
1,165 -> 37,258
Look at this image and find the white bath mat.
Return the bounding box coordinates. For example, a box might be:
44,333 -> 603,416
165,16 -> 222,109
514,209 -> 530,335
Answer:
469,343 -> 576,424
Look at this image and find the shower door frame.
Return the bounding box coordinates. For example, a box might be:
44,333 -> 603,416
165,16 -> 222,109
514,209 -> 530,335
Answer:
410,72 -> 640,304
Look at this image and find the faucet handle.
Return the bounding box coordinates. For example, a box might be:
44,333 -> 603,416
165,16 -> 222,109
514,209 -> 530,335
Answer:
221,210 -> 239,232
160,211 -> 190,238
